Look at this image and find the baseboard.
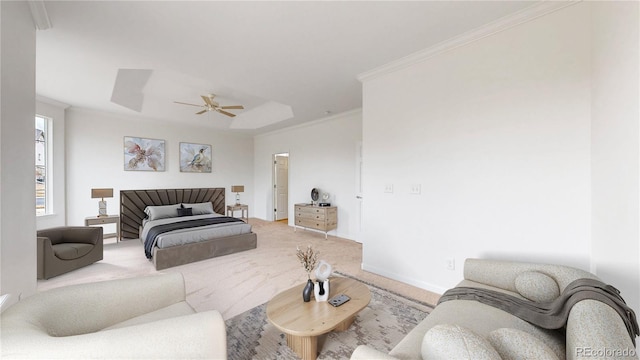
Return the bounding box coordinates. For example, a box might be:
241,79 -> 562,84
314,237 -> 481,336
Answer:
289,224 -> 355,241
361,263 -> 448,295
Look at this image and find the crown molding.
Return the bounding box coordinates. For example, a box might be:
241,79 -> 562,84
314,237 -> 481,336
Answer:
36,95 -> 70,109
357,1 -> 580,83
255,108 -> 362,138
28,1 -> 52,30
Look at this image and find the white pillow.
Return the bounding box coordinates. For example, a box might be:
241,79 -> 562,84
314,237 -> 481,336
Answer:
422,324 -> 501,360
488,328 -> 559,360
144,204 -> 179,220
182,202 -> 214,215
514,271 -> 560,303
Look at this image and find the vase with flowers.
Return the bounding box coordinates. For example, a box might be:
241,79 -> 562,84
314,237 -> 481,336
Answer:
296,244 -> 318,302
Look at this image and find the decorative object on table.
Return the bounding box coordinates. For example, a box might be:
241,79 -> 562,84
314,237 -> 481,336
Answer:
296,244 -> 318,302
311,188 -> 319,205
231,185 -> 244,205
179,142 -> 212,173
319,192 -> 331,207
314,259 -> 332,302
123,137 -> 165,171
91,188 -> 113,217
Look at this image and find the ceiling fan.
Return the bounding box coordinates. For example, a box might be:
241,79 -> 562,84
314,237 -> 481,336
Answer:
174,94 -> 244,117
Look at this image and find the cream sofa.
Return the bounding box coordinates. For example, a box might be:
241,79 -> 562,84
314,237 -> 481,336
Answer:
352,259 -> 638,360
1,273 -> 227,359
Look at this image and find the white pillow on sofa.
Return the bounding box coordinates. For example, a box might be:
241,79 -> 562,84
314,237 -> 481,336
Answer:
422,324 -> 501,360
144,204 -> 180,221
514,271 -> 560,303
488,327 -> 559,360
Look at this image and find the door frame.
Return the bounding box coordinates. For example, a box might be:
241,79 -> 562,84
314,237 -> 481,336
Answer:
272,152 -> 290,221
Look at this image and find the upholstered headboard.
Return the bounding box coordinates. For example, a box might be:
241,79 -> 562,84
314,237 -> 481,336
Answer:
119,188 -> 225,240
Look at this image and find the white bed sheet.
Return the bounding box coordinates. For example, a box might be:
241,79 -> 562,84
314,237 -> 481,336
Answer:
141,213 -> 252,250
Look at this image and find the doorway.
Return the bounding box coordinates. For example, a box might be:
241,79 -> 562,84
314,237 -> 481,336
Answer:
273,153 -> 289,221
355,142 -> 363,243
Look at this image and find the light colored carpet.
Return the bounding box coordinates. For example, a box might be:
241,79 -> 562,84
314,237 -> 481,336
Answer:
37,219 -> 440,320
226,273 -> 433,360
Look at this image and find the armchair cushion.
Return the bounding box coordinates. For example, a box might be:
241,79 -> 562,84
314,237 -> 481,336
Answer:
1,273 -> 227,359
52,243 -> 94,260
514,271 -> 560,303
488,327 -> 559,360
421,324 -> 501,360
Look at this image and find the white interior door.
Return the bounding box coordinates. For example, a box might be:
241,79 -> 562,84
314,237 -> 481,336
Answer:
355,142 -> 363,243
274,154 -> 289,221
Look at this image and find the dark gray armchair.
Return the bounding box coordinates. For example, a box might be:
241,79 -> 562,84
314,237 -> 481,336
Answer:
37,226 -> 103,279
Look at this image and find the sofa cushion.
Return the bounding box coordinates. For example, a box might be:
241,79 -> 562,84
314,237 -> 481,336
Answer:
488,327 -> 559,360
101,302 -> 196,331
52,243 -> 94,260
514,271 -> 560,303
390,299 -> 566,360
421,324 -> 501,360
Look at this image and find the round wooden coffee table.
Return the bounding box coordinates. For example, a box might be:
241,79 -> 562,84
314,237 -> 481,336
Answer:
266,277 -> 371,360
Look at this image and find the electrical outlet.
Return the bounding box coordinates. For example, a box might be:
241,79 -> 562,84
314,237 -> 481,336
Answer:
384,184 -> 394,193
446,257 -> 455,270
410,184 -> 421,194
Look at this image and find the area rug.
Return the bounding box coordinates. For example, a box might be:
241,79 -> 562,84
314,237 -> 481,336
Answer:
226,273 -> 434,360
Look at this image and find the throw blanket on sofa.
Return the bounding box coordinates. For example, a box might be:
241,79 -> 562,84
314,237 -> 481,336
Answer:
438,278 -> 639,345
144,216 -> 244,259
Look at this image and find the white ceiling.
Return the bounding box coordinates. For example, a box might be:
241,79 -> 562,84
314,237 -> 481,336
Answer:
35,1 -> 537,134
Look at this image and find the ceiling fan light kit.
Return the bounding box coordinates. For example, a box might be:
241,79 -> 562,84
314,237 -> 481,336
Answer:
174,94 -> 244,117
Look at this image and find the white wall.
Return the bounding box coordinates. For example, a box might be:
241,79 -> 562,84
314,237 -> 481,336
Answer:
36,97 -> 68,230
254,110 -> 362,240
0,1 -> 37,306
590,1 -> 640,313
361,4 -> 592,294
65,108 -> 254,229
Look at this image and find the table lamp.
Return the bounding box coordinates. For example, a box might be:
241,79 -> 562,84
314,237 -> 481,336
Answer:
91,188 -> 113,217
231,185 -> 244,205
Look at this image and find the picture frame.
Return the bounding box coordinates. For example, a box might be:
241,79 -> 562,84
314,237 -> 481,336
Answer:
180,142 -> 212,173
123,136 -> 166,171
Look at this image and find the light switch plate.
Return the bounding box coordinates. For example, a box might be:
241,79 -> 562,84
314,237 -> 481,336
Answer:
384,184 -> 393,193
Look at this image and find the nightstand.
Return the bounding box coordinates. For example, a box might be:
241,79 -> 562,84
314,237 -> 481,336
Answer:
85,215 -> 120,241
227,204 -> 248,222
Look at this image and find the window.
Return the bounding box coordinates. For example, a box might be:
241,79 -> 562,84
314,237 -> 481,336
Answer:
35,115 -> 50,216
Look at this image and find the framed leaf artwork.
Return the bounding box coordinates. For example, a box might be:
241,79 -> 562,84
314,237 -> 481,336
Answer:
123,137 -> 165,171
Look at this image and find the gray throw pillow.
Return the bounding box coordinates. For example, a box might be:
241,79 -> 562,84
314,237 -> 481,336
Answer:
182,202 -> 214,215
144,204 -> 179,220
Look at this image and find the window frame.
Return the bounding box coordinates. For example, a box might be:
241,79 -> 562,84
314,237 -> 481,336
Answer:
35,115 -> 53,216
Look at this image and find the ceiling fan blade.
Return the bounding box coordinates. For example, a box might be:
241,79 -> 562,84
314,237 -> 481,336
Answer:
221,105 -> 244,110
196,109 -> 208,115
174,101 -> 203,107
217,109 -> 236,117
201,95 -> 215,107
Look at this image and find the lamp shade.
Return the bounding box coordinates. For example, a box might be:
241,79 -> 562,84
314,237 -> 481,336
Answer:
91,188 -> 113,199
231,185 -> 244,193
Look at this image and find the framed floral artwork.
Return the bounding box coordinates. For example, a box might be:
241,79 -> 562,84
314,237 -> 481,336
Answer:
180,142 -> 212,173
123,137 -> 165,171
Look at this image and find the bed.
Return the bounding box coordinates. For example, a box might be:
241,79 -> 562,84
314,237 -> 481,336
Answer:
119,188 -> 257,270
